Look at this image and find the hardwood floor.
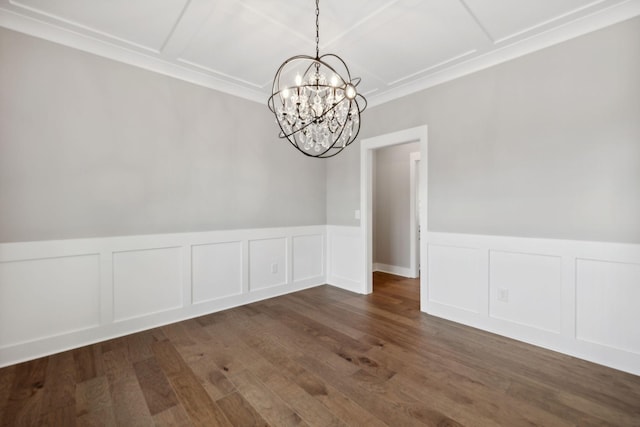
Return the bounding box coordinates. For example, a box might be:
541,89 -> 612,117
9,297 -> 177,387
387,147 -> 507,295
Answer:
1,272 -> 639,426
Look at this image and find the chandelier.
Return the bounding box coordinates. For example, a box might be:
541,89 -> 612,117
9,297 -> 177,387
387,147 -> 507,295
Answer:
268,0 -> 367,158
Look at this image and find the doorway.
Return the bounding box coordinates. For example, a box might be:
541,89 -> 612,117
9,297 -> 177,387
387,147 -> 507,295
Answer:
360,126 -> 428,311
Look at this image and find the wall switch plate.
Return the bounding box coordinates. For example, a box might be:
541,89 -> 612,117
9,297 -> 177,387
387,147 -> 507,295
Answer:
270,263 -> 278,274
498,288 -> 509,302
354,210 -> 361,220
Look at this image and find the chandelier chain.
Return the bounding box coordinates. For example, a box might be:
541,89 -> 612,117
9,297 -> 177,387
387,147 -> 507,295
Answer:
315,0 -> 320,59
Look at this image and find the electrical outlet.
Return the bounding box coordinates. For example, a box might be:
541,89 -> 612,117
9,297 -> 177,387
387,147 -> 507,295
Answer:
271,263 -> 278,274
497,288 -> 509,302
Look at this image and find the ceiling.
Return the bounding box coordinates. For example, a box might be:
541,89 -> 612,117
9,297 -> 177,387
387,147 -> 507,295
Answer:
1,0 -> 639,106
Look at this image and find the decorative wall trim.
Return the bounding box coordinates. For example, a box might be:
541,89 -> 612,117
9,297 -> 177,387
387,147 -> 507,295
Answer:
3,226 -> 639,376
0,225 -> 326,367
426,232 -> 640,376
368,1 -> 640,107
0,8 -> 265,104
2,1 -> 638,108
326,225 -> 364,294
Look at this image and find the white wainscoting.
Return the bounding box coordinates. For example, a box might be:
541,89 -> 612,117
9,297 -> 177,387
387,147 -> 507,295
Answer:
0,254 -> 101,347
293,234 -> 325,282
426,232 -> 640,376
0,225 -> 326,367
249,238 -> 288,291
113,247 -> 184,322
427,244 -> 484,314
576,259 -> 640,355
192,241 -> 243,304
326,225 -> 363,293
3,226 -> 639,376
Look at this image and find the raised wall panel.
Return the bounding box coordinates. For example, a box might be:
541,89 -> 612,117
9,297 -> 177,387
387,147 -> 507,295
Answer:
0,255 -> 100,347
427,245 -> 483,313
293,234 -> 324,282
576,259 -> 640,354
191,242 -> 242,303
489,251 -> 562,333
249,238 -> 287,291
328,228 -> 362,286
113,247 -> 183,321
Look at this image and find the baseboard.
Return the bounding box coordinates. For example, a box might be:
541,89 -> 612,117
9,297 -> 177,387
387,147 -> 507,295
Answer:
373,262 -> 415,278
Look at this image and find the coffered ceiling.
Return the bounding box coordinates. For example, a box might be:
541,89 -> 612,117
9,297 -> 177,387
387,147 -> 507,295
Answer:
1,0 -> 639,106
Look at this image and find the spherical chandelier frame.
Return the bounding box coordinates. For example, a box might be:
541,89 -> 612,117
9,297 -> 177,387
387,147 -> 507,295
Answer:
267,0 -> 367,159
268,53 -> 367,158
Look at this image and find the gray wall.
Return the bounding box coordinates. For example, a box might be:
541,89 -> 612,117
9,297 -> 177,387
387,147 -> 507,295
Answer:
373,142 -> 419,268
3,16 -> 639,244
0,28 -> 326,242
328,16 -> 640,244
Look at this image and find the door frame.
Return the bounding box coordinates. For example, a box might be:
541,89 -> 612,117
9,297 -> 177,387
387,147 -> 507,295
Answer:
409,151 -> 421,278
360,125 -> 428,309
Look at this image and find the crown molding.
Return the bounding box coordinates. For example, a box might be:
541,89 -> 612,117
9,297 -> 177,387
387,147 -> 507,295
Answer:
0,8 -> 267,104
2,1 -> 639,108
367,0 -> 640,108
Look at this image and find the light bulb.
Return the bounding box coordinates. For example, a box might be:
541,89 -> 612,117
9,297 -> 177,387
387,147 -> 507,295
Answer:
330,74 -> 339,87
345,83 -> 357,100
295,74 -> 302,86
282,87 -> 290,99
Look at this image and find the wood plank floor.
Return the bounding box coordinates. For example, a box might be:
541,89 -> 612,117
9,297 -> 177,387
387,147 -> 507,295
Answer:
1,272 -> 639,426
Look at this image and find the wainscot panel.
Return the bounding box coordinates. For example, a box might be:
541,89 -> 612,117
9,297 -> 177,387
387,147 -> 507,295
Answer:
191,241 -> 243,304
427,244 -> 485,314
326,225 -> 364,293
249,237 -> 287,291
576,259 -> 640,355
293,234 -> 325,282
489,250 -> 562,333
0,225 -> 326,367
113,247 -> 183,322
0,254 -> 101,347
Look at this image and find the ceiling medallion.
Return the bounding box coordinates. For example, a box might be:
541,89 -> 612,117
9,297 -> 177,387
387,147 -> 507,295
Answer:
268,0 -> 367,158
